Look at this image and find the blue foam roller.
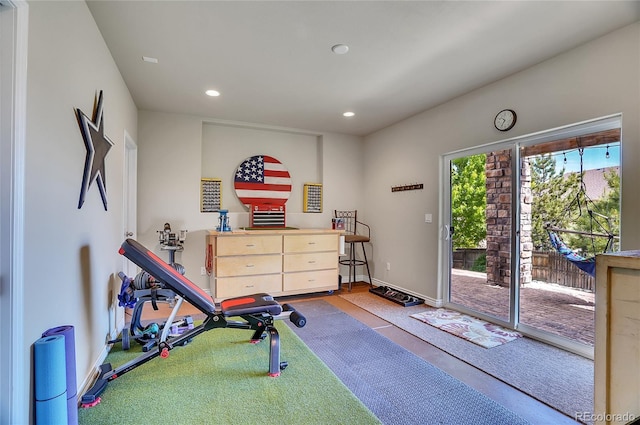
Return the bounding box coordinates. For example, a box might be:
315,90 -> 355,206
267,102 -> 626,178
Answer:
34,335 -> 66,401
35,393 -> 68,425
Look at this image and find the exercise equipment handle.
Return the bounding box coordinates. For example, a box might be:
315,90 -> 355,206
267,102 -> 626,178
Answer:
282,304 -> 307,328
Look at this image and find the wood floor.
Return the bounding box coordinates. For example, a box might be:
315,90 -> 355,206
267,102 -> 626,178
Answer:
130,283 -> 580,425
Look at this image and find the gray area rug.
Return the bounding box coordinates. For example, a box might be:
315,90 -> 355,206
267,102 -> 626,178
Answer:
339,292 -> 594,421
285,299 -> 530,425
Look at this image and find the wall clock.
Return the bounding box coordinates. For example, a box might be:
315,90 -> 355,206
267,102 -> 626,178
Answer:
494,109 -> 517,132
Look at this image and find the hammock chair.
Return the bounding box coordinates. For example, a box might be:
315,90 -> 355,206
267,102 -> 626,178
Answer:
544,147 -> 617,277
547,230 -> 597,276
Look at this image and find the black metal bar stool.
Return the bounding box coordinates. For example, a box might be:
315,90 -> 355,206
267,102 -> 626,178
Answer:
334,210 -> 372,291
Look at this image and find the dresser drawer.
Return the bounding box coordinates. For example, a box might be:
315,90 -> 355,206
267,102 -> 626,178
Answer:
284,234 -> 338,253
284,269 -> 338,291
283,251 -> 337,273
216,254 -> 281,277
216,235 -> 282,256
216,274 -> 282,299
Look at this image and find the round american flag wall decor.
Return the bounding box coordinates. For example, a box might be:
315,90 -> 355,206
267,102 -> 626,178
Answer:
234,155 -> 292,206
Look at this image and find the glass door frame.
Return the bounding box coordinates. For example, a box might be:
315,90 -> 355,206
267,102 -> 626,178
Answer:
442,141 -> 519,331
440,113 -> 622,359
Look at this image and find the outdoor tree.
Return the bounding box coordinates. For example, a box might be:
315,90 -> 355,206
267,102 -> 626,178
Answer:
568,168 -> 620,255
452,149 -> 619,257
451,154 -> 486,249
529,154 -> 580,250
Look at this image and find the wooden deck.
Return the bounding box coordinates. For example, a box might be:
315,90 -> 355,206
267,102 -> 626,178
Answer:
450,269 -> 595,346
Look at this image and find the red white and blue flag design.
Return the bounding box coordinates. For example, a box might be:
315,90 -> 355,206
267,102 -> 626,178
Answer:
234,155 -> 291,206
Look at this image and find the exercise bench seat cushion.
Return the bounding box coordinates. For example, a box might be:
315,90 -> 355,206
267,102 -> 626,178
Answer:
220,294 -> 282,317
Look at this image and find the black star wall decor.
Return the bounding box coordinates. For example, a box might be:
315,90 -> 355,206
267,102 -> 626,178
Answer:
76,90 -> 114,211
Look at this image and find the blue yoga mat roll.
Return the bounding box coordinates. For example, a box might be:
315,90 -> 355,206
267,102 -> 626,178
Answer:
42,325 -> 77,396
35,393 -> 68,425
67,395 -> 78,425
34,335 -> 67,401
42,325 -> 78,425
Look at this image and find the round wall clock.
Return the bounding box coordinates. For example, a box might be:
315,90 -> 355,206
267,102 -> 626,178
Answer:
494,109 -> 517,131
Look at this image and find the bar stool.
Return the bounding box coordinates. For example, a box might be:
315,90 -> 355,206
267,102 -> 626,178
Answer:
334,210 -> 372,291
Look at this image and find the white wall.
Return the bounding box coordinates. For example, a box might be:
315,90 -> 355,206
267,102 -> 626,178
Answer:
137,112 -> 364,291
363,22 -> 640,302
23,0 -> 137,419
201,123 -> 321,215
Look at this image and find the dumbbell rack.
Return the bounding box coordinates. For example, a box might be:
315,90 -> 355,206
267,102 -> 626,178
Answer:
369,286 -> 424,307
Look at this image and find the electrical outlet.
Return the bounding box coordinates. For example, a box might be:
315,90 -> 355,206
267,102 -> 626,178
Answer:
386,262 -> 391,271
201,267 -> 207,276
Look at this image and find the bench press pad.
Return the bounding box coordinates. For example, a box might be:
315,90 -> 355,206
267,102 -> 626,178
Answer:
119,238 -> 217,314
220,294 -> 282,317
119,239 -> 282,318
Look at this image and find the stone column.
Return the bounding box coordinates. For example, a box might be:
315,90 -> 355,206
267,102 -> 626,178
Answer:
485,150 -> 532,287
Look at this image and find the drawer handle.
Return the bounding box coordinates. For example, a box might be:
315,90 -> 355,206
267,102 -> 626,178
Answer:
308,242 -> 316,245
308,260 -> 316,264
246,264 -> 255,268
245,285 -> 254,288
308,279 -> 316,282
246,244 -> 255,247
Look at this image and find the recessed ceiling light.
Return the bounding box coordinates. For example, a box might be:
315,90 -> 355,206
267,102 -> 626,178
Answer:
205,90 -> 220,97
142,56 -> 158,63
343,111 -> 355,117
331,44 -> 349,55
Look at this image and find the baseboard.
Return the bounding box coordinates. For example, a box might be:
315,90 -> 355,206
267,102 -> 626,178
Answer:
113,316 -> 125,340
423,296 -> 444,308
77,338 -> 112,402
339,273 -> 370,283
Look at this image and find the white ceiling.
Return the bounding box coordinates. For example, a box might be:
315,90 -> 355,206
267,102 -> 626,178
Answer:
86,1 -> 640,137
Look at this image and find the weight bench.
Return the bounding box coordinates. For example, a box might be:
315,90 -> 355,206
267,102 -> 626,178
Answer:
81,238 -> 306,407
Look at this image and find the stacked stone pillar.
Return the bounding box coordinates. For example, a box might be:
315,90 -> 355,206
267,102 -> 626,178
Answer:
485,150 -> 532,287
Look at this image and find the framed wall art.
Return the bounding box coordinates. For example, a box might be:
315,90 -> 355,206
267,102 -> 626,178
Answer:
201,178 -> 222,212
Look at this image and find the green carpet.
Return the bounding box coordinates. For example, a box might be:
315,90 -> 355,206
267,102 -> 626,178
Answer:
78,321 -> 380,425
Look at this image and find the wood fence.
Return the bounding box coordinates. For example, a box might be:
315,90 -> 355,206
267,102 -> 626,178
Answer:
452,248 -> 486,270
531,250 -> 594,291
453,248 -> 594,292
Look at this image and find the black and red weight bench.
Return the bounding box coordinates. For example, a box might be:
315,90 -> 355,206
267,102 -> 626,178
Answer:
81,238 -> 306,407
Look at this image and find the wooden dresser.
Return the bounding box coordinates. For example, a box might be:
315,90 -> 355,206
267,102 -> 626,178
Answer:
208,228 -> 341,300
594,250 -> 640,425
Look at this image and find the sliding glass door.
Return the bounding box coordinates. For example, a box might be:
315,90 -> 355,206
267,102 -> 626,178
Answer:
445,147 -> 515,326
442,115 -> 621,357
518,133 -> 620,351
